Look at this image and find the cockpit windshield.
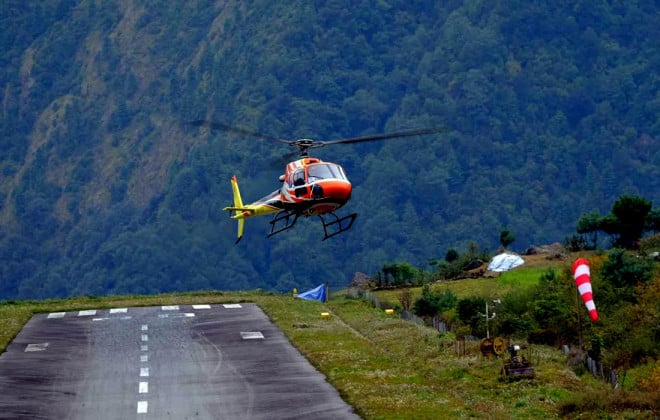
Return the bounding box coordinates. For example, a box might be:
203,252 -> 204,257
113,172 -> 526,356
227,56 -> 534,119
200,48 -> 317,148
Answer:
307,163 -> 347,181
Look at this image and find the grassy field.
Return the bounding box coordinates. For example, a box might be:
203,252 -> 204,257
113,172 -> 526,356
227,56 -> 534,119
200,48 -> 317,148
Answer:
0,281 -> 657,418
373,264 -> 558,308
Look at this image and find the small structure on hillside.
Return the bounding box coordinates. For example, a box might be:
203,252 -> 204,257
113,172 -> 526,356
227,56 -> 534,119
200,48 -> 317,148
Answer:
487,253 -> 524,272
500,344 -> 535,381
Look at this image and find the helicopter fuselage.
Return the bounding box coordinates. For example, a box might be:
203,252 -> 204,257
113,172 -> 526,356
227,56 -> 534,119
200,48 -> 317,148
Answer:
236,157 -> 352,218
280,157 -> 352,214
224,157 -> 356,241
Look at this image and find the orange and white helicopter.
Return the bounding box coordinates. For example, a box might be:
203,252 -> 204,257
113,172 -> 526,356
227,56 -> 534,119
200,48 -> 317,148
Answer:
190,121 -> 445,243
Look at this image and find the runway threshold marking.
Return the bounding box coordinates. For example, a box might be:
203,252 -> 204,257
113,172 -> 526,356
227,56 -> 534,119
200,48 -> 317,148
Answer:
158,313 -> 195,319
25,343 -> 49,352
109,308 -> 128,314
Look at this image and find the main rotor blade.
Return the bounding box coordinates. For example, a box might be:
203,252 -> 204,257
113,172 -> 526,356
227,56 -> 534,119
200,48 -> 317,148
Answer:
187,120 -> 288,143
321,126 -> 448,146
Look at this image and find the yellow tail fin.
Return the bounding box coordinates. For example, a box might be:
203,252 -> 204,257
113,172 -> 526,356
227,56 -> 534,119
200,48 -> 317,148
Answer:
230,176 -> 245,243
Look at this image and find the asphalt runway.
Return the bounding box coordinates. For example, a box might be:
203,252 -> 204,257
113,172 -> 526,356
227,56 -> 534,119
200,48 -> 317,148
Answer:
0,303 -> 359,419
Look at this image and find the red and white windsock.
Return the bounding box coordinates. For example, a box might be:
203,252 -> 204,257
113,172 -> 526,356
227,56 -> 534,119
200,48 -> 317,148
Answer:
572,258 -> 599,322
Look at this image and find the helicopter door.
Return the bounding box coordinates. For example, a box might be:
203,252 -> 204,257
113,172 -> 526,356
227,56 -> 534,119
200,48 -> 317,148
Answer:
293,169 -> 307,197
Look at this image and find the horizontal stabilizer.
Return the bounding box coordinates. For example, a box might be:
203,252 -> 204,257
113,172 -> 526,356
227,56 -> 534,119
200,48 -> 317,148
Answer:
223,206 -> 255,213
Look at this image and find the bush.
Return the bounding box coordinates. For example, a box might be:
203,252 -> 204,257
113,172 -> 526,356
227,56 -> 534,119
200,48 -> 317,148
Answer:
413,285 -> 457,318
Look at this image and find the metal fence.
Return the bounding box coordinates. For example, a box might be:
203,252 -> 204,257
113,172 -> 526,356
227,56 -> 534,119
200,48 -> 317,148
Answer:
586,356 -> 620,389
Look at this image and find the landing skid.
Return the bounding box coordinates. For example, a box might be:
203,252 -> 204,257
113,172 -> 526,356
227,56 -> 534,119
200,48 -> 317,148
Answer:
267,210 -> 357,240
319,212 -> 357,240
268,210 -> 300,238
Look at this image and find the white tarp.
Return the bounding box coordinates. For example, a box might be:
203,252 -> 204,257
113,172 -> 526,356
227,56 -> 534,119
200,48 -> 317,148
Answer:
487,253 -> 525,272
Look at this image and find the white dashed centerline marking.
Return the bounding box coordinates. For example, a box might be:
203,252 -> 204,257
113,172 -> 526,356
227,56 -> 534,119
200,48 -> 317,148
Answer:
47,312 -> 65,319
162,305 -> 179,311
137,401 -> 148,414
138,323 -> 150,413
139,382 -> 149,394
192,304 -> 211,309
78,310 -> 97,317
223,304 -> 242,309
240,331 -> 265,340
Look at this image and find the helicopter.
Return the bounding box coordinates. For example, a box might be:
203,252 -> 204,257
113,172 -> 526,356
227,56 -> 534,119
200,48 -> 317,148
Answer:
189,120 -> 445,243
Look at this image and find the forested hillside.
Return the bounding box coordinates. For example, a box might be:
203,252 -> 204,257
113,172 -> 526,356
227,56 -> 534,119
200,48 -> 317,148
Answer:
1,1 -> 658,299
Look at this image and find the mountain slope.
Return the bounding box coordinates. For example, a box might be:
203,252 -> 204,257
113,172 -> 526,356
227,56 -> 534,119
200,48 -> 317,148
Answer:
1,0 -> 658,299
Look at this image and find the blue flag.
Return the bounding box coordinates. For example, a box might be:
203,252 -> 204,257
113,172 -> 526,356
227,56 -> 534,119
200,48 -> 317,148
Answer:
296,283 -> 327,302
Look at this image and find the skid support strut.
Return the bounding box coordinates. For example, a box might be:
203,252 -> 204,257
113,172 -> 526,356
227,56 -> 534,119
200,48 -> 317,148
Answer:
319,212 -> 357,240
268,210 -> 299,238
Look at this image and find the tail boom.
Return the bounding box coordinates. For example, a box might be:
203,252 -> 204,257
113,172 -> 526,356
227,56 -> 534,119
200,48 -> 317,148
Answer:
222,176 -> 281,243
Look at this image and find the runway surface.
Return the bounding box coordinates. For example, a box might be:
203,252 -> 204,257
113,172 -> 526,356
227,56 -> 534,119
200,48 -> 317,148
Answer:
0,303 -> 359,419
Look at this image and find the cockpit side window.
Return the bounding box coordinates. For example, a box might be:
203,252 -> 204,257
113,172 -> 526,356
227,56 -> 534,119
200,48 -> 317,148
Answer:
293,169 -> 306,186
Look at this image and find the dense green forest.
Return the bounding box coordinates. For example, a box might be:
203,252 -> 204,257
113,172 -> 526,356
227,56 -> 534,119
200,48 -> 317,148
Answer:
1,1 -> 659,299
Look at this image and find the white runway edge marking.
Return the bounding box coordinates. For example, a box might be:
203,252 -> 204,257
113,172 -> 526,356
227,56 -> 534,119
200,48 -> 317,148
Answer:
240,331 -> 265,340
47,312 -> 65,319
78,310 -> 97,316
137,401 -> 148,414
140,367 -> 149,377
109,308 -> 128,314
25,343 -> 49,352
161,305 -> 179,311
223,304 -> 243,309
192,304 -> 211,309
139,381 -> 149,393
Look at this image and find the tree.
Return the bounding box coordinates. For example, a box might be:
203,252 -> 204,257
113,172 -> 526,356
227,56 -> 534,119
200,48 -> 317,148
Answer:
646,208 -> 660,234
576,210 -> 602,249
499,228 -> 515,249
610,195 -> 652,249
379,262 -> 418,287
445,248 -> 459,263
413,284 -> 457,318
600,248 -> 654,304
457,296 -> 486,336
